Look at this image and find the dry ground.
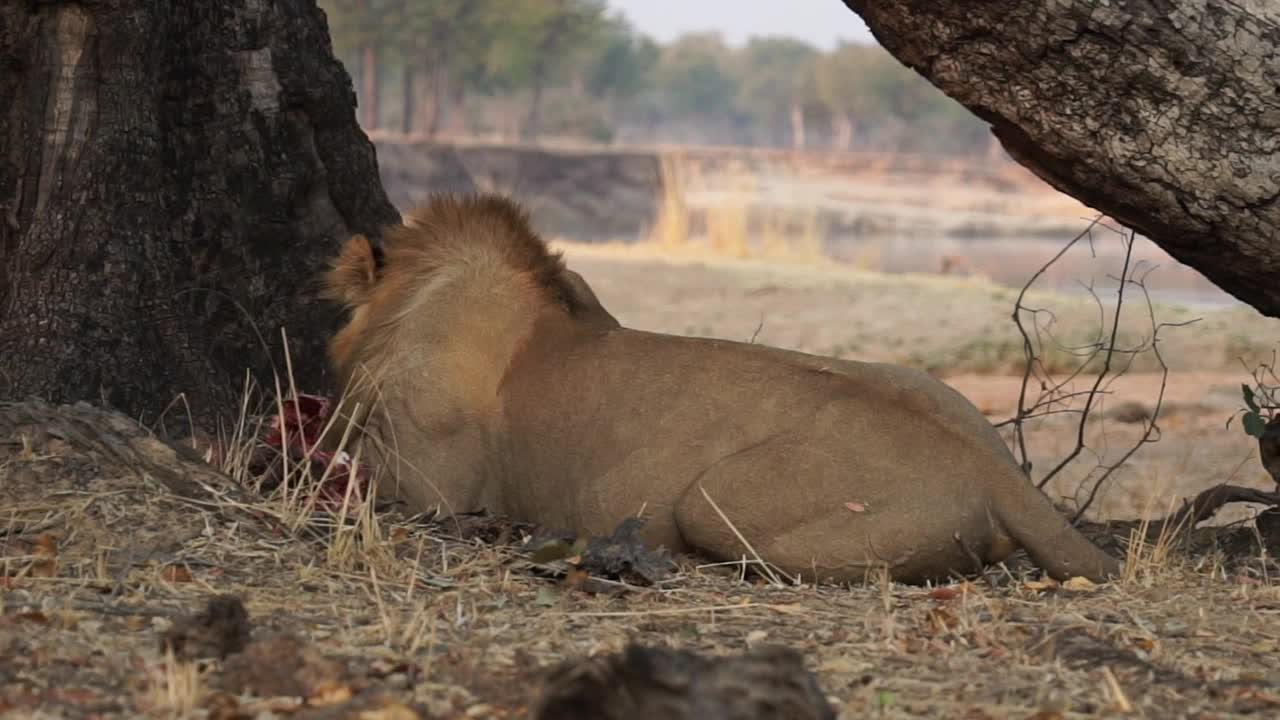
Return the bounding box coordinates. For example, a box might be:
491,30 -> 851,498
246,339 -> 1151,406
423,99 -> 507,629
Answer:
3,252 -> 1279,719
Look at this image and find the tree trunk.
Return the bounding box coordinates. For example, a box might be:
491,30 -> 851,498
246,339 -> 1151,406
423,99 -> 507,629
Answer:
447,84 -> 469,136
0,0 -> 400,428
425,58 -> 449,139
789,103 -> 806,150
832,112 -> 854,151
401,64 -> 415,135
359,43 -> 379,130
523,67 -> 547,142
841,0 -> 1280,316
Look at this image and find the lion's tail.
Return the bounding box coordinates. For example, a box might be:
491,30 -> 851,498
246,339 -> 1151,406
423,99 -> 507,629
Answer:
991,474 -> 1123,582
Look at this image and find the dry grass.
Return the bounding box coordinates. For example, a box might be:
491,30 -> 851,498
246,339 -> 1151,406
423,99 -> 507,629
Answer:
3,379 -> 1279,717
4,234 -> 1279,716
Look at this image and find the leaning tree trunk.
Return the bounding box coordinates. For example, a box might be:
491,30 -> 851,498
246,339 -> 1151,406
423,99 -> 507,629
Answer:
0,1 -> 400,428
841,1 -> 1280,317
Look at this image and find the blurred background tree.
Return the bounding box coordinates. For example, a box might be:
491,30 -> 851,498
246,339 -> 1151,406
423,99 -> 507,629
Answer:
317,0 -> 988,154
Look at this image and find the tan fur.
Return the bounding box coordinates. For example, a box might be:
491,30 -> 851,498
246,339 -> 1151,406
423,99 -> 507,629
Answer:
324,192 -> 1121,584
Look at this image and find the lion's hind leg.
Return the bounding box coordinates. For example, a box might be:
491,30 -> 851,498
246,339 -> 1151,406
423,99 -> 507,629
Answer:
671,469 -> 977,585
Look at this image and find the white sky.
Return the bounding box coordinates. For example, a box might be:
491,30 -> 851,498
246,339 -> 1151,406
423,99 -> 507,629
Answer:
606,0 -> 874,50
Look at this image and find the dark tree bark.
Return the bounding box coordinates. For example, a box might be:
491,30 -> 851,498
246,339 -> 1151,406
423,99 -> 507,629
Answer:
842,1 -> 1280,317
0,1 -> 399,428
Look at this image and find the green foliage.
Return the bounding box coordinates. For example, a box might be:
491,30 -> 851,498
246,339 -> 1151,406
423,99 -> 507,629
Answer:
583,17 -> 659,102
1237,383 -> 1274,438
735,37 -> 819,122
316,1 -> 993,153
653,33 -> 739,119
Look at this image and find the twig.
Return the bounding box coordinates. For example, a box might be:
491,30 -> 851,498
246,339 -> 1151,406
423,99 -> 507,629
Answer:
1004,221 -> 1200,526
1009,217 -> 1100,473
1037,228 -> 1137,491
1072,264 -> 1195,521
697,485 -> 793,587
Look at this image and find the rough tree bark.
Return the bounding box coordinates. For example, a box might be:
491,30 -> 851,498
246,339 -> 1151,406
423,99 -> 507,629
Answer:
842,1 -> 1280,317
0,1 -> 400,428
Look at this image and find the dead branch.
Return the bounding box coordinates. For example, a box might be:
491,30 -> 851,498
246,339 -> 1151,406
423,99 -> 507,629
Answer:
1008,217 -> 1100,473
1163,485 -> 1280,530
1003,221 -> 1210,526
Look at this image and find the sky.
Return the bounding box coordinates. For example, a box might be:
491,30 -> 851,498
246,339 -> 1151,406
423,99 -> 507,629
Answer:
606,0 -> 873,50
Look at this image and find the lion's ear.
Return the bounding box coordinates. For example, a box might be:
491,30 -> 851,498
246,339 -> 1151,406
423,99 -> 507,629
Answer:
325,234 -> 380,307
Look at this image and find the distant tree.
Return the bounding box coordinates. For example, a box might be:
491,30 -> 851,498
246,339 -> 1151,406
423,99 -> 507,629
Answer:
815,43 -> 878,150
652,33 -> 740,142
574,16 -> 660,141
324,0 -> 391,130
814,43 -> 985,154
734,38 -> 820,148
393,0 -> 497,136
584,17 -> 658,103
483,0 -> 607,141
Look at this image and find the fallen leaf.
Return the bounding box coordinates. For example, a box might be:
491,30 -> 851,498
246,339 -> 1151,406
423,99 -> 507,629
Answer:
767,603 -> 805,615
533,587 -> 560,607
159,565 -> 193,583
818,656 -> 862,674
530,540 -> 575,564
1023,578 -> 1059,592
564,568 -> 590,591
357,701 -> 423,720
928,586 -> 961,601
1062,576 -> 1099,592
926,607 -> 958,633
30,534 -> 58,578
844,502 -> 868,513
309,681 -> 355,706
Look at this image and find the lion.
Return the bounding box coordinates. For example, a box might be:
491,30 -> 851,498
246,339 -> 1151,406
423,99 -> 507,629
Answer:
322,193 -> 1121,584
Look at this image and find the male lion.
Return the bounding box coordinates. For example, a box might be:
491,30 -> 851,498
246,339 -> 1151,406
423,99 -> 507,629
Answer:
323,193 -> 1121,584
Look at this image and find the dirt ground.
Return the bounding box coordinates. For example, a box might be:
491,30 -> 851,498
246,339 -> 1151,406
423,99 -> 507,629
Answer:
3,252 -> 1279,719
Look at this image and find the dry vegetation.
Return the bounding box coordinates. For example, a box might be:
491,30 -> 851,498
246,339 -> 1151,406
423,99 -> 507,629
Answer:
2,390 -> 1278,719
4,156 -> 1280,717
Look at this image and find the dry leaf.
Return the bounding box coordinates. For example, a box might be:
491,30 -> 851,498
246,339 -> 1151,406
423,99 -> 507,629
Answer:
159,565 -> 193,583
1023,578 -> 1059,592
928,586 -> 961,601
357,701 -> 423,720
564,568 -> 590,591
926,607 -> 958,632
1062,576 -> 1099,592
308,681 -> 354,706
30,533 -> 58,578
818,656 -> 862,674
768,603 -> 805,615
844,502 -> 868,513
